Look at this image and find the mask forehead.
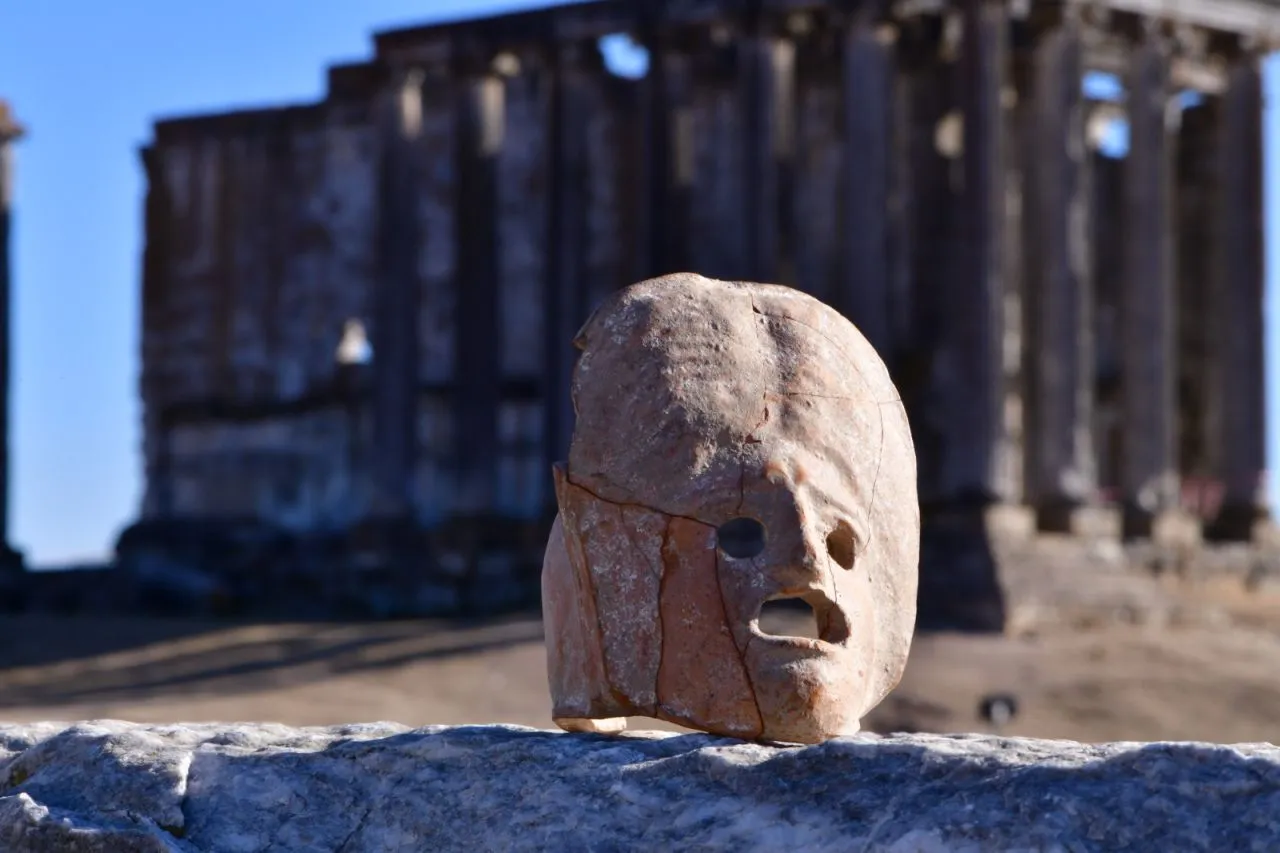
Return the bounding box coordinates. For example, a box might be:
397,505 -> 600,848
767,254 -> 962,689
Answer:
568,275 -> 891,520
745,398 -> 884,534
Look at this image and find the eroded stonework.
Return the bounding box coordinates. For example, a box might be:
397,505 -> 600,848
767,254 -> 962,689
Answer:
542,273 -> 920,744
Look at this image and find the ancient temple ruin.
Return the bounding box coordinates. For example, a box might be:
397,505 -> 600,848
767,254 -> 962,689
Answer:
128,0 -> 1276,616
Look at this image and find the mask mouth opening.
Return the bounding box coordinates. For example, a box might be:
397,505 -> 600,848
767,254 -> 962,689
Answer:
755,591 -> 850,646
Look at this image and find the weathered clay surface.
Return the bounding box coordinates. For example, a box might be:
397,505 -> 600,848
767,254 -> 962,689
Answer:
2,722 -> 1279,852
543,273 -> 920,743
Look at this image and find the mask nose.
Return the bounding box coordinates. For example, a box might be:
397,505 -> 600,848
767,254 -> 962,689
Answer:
766,503 -> 834,595
755,510 -> 863,594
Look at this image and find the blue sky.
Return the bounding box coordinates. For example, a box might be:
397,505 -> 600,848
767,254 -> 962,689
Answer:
0,3 -> 1276,566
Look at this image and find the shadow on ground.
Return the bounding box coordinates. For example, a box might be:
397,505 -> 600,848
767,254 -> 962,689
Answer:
0,614 -> 545,709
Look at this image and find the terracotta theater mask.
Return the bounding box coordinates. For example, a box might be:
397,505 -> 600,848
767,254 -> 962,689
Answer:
541,273 -> 919,744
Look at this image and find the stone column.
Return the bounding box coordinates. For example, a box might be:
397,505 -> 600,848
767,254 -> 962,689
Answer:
939,0 -> 1017,507
1120,26 -> 1194,544
1091,144 -> 1125,497
372,70 -> 425,519
1208,54 -> 1271,542
1175,104 -> 1216,507
841,7 -> 895,358
1023,16 -> 1103,534
544,43 -> 595,503
740,25 -> 795,284
897,24 -> 955,507
664,48 -> 696,277
634,6 -> 674,281
454,67 -> 505,515
630,10 -> 698,281
1003,38 -> 1030,513
139,146 -> 175,521
0,103 -> 22,567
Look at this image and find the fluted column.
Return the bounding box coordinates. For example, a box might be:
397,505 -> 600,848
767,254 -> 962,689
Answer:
1091,141 -> 1125,497
1175,104 -> 1215,488
1023,16 -> 1099,531
841,7 -> 894,357
544,43 -> 595,504
1208,54 -> 1270,541
373,70 -> 426,519
664,48 -> 695,277
1120,26 -> 1185,540
940,0 -> 1016,505
633,4 -> 674,281
740,21 -> 794,284
454,67 -> 504,514
139,146 -> 175,520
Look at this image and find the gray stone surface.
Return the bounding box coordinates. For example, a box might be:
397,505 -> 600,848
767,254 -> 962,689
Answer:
0,721 -> 1278,851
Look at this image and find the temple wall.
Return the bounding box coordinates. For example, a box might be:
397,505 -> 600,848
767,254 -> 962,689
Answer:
142,100 -> 379,523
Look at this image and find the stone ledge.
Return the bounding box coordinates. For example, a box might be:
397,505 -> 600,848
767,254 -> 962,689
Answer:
0,722 -> 1278,851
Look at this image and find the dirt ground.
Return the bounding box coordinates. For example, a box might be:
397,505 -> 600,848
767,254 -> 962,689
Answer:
2,580 -> 1279,744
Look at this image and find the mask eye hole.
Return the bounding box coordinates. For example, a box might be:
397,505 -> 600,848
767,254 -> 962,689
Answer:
826,521 -> 857,571
717,517 -> 766,559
